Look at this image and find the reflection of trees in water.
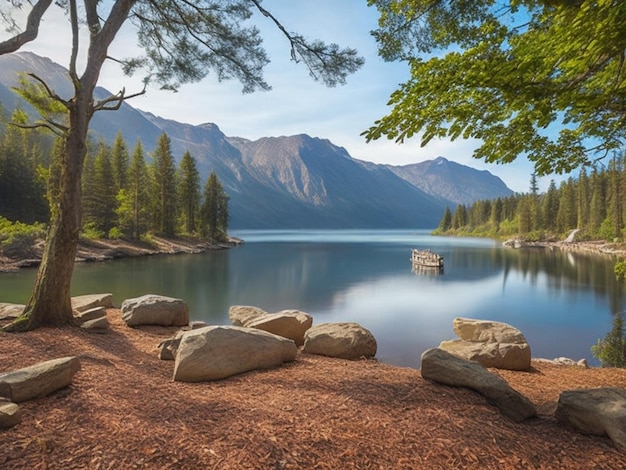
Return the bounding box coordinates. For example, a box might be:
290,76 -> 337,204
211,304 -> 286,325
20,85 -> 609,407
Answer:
501,247 -> 625,314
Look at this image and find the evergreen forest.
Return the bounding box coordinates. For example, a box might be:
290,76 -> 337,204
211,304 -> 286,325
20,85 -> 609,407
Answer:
434,156 -> 626,243
0,107 -> 229,250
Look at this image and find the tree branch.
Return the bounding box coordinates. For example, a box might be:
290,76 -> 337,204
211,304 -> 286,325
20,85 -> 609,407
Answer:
0,0 -> 54,54
93,87 -> 147,112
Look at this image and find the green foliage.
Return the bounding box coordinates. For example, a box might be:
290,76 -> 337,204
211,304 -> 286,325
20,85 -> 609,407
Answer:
365,1 -> 626,175
177,151 -> 201,234
151,133 -> 178,237
591,312 -> 626,368
615,260 -> 626,281
0,217 -> 46,257
201,171 -> 229,241
81,222 -> 105,240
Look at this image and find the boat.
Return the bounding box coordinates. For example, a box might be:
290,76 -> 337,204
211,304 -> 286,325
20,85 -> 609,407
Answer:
410,249 -> 444,268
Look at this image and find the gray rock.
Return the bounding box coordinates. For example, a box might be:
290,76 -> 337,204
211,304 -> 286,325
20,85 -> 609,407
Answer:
173,326 -> 297,382
556,387 -> 626,452
75,306 -> 106,325
158,330 -> 187,361
303,322 -> 377,360
0,356 -> 81,403
0,303 -> 23,320
0,400 -> 21,428
80,316 -> 110,332
71,293 -> 114,313
229,305 -> 267,327
421,348 -> 537,423
121,294 -> 189,327
438,317 -> 531,371
246,310 -> 313,346
189,321 -> 209,330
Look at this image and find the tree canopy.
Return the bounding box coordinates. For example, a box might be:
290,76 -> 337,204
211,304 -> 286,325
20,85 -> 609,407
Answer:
364,0 -> 626,176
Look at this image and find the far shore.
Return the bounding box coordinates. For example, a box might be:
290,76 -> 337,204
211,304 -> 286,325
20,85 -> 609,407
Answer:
0,235 -> 244,273
1,233 -> 626,274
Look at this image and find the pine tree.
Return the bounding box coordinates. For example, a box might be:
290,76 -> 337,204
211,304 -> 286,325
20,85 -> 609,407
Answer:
589,168 -> 607,235
201,171 -> 229,241
542,180 -> 559,232
577,167 -> 590,230
111,131 -> 129,194
451,205 -> 467,230
151,133 -> 178,237
438,207 -> 452,231
177,151 -> 201,234
82,141 -> 117,236
607,156 -> 623,239
118,141 -> 150,239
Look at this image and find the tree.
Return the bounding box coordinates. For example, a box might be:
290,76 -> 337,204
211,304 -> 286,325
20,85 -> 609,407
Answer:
201,171 -> 229,241
177,151 -> 201,234
0,1 -> 363,331
542,180 -> 559,232
591,312 -> 626,368
151,133 -> 178,237
118,140 -> 150,239
437,206 -> 452,232
111,131 -> 129,194
82,141 -> 117,236
365,1 -> 626,175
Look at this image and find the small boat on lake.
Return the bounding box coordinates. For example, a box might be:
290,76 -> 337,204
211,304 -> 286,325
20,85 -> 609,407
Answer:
410,249 -> 444,268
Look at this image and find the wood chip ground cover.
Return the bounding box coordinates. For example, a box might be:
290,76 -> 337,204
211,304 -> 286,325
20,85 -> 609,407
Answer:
1,311 -> 626,469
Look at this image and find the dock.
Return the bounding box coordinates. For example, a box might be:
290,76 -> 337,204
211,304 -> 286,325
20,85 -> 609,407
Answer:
410,249 -> 444,269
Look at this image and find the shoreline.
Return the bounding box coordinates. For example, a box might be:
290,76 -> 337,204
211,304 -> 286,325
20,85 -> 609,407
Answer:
0,235 -> 244,273
2,233 -> 625,274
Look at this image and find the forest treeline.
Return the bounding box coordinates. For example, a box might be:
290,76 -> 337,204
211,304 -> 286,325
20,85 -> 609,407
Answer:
0,107 -> 229,247
433,155 -> 626,242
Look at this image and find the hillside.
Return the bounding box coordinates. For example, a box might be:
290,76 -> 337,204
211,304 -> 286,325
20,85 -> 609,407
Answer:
0,52 -> 513,229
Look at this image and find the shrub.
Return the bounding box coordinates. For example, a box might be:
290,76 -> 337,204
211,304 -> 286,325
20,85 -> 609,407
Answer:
0,217 -> 46,258
591,312 -> 626,368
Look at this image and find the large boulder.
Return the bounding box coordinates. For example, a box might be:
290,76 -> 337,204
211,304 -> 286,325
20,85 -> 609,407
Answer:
173,326 -> 297,382
246,310 -> 313,346
438,317 -> 531,370
0,356 -> 81,403
421,348 -> 537,423
121,294 -> 189,327
303,322 -> 377,360
228,305 -> 267,327
556,387 -> 626,452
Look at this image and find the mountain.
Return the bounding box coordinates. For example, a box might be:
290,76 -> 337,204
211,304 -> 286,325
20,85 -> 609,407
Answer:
388,157 -> 514,206
0,52 -> 512,228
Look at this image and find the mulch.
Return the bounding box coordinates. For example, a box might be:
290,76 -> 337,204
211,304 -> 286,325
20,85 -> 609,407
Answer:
1,310 -> 626,469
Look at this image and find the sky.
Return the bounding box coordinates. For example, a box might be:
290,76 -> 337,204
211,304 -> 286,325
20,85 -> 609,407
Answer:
3,0 -> 564,193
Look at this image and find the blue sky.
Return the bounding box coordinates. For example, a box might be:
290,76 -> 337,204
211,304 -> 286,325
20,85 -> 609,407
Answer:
4,0 -> 564,193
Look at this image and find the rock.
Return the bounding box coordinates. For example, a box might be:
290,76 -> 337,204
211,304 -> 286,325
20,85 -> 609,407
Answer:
0,303 -> 23,320
158,330 -> 187,361
75,306 -> 107,325
246,310 -> 313,346
71,293 -> 114,313
189,321 -> 209,330
556,387 -> 626,452
0,356 -> 81,403
80,316 -> 110,332
303,322 -> 377,360
173,326 -> 297,382
121,294 -> 189,327
229,305 -> 267,327
438,317 -> 531,371
0,400 -> 21,428
421,348 -> 537,423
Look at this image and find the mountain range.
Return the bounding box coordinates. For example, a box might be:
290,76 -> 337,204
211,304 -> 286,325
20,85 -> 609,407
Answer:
0,52 -> 514,229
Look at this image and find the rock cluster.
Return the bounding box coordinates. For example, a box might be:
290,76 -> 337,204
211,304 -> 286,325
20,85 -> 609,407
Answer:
438,317 -> 531,370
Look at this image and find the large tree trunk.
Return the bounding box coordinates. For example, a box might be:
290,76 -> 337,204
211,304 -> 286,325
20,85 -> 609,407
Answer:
3,92 -> 90,332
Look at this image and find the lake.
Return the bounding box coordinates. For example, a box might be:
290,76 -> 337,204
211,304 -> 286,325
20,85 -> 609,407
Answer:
1,229 -> 623,368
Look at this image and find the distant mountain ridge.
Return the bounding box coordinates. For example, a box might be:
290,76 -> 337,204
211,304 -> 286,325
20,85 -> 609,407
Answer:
0,52 -> 514,228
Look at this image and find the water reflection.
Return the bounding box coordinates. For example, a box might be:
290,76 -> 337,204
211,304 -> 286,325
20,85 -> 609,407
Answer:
0,230 -> 622,368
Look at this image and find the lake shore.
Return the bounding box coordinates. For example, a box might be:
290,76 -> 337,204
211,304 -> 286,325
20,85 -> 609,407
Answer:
3,234 -> 626,274
0,235 -> 244,273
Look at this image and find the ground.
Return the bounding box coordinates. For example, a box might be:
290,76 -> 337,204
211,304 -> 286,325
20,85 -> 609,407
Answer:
1,310 -> 626,469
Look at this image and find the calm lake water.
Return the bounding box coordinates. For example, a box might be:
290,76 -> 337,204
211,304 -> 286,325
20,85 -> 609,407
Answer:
1,229 -> 623,368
